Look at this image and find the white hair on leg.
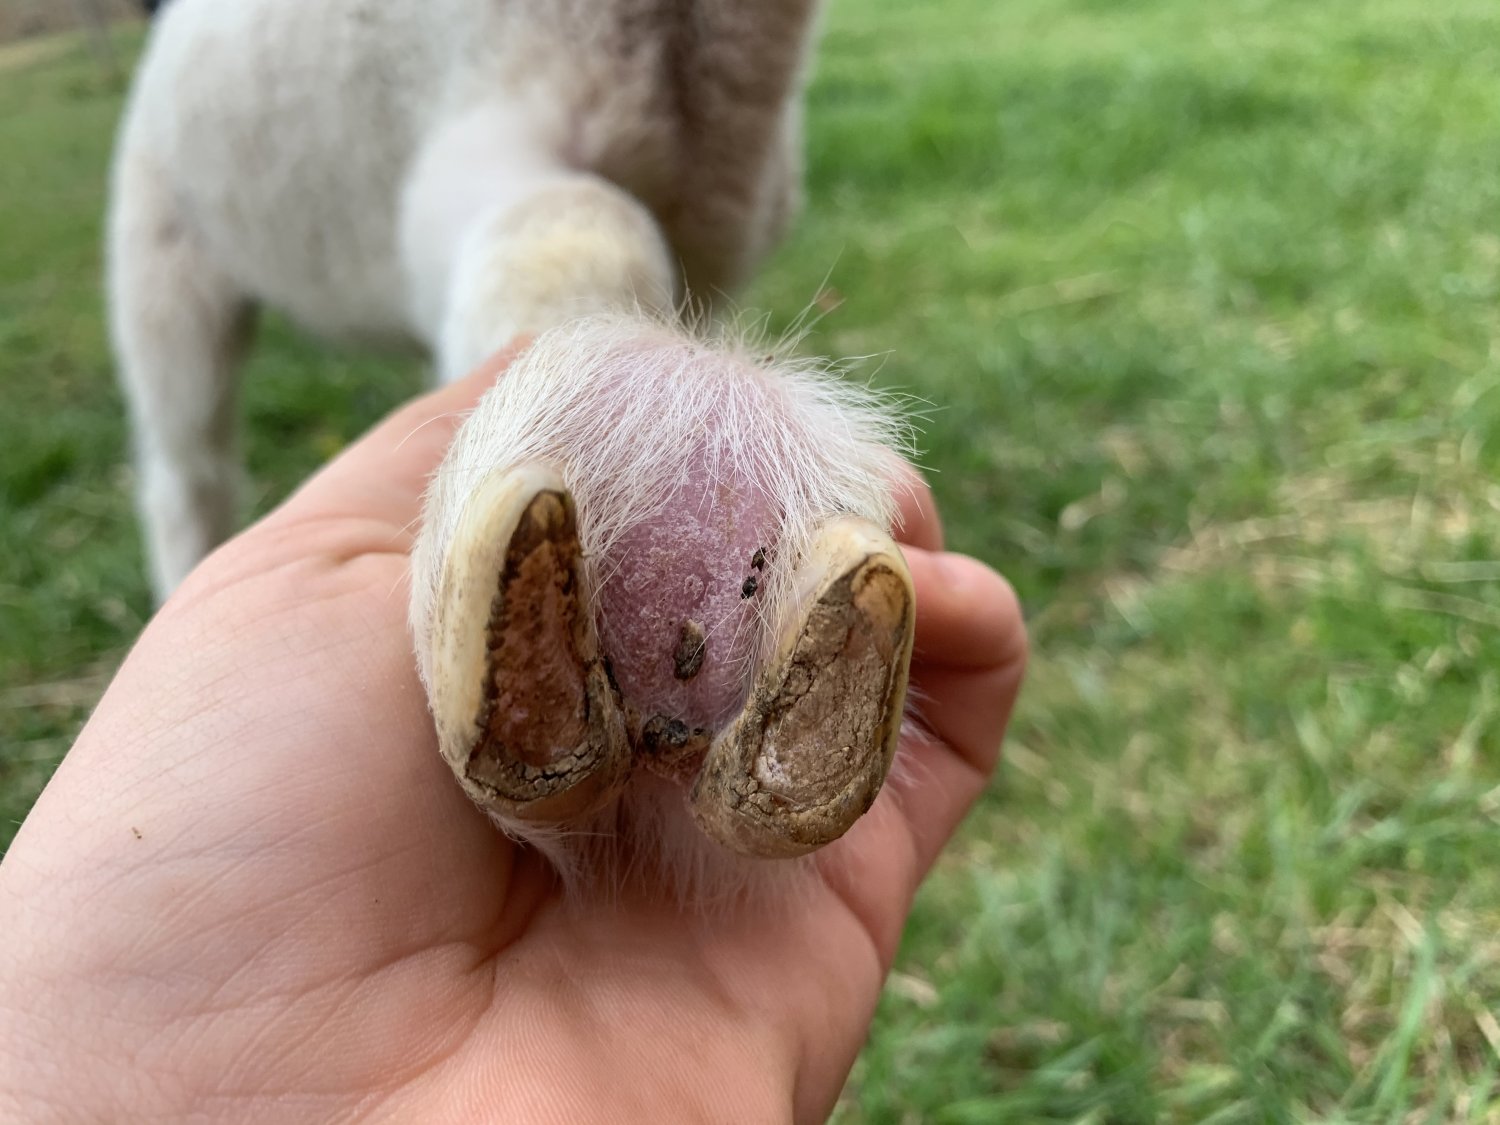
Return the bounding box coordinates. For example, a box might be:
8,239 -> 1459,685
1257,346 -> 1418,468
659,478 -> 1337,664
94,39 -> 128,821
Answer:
432,175 -> 679,383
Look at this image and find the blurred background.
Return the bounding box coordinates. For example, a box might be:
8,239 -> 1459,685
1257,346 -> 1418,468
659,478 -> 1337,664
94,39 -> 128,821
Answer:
2,0 -> 1498,1118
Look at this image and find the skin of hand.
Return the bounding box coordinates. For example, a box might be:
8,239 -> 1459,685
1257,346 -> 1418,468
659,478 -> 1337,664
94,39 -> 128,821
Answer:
0,345 -> 1026,1124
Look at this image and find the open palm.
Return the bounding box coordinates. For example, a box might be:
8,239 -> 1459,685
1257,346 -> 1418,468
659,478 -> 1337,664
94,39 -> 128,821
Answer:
0,350 -> 1026,1124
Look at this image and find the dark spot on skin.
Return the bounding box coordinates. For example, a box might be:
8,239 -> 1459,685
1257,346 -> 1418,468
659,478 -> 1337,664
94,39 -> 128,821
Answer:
639,716 -> 710,764
751,547 -> 766,571
642,715 -> 692,750
741,575 -> 759,599
673,619 -> 706,681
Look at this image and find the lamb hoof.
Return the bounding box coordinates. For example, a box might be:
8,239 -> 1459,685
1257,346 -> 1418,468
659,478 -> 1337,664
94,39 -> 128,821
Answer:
689,518 -> 915,858
429,464 -> 629,822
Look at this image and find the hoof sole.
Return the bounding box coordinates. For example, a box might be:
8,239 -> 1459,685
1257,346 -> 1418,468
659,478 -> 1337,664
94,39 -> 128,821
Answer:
429,465 -> 629,822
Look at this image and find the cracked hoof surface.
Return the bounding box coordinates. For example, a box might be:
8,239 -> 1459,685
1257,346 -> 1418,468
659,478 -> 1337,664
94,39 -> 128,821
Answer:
429,466 -> 629,822
690,519 -> 915,858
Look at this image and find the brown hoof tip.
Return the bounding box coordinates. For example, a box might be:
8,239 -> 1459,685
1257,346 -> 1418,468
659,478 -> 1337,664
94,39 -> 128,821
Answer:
690,518 -> 915,858
429,464 -> 629,823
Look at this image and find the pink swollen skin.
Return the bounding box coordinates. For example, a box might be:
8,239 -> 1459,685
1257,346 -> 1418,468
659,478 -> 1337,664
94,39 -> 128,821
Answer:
596,434 -> 778,735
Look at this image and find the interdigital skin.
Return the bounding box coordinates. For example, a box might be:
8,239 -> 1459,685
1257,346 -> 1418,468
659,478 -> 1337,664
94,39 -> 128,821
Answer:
110,0 -> 918,885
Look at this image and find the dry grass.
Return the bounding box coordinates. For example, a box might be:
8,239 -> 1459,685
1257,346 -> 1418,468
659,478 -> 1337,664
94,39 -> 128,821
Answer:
0,0 -> 139,45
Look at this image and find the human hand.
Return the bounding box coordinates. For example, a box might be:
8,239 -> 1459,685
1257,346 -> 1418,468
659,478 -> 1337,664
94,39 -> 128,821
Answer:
0,346 -> 1026,1123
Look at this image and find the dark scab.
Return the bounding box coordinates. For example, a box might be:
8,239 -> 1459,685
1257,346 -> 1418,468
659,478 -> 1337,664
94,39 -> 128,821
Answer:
741,574 -> 759,599
673,619 -> 706,681
641,715 -> 692,751
751,547 -> 767,571
639,715 -> 710,762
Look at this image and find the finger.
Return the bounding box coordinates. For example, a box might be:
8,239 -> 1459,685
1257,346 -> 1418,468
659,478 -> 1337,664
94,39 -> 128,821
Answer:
889,464 -> 943,553
906,548 -> 1027,771
894,549 -> 1027,872
268,341 -> 528,532
815,548 -> 1026,954
913,550 -> 1023,672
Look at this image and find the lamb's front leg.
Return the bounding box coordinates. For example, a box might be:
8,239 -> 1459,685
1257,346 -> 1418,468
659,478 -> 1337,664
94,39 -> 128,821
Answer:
403,162 -> 678,382
411,321 -> 916,881
408,179 -> 915,882
110,146 -> 256,600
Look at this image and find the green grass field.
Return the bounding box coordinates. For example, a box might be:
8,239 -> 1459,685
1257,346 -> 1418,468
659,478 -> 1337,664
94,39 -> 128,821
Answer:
3,1 -> 1499,1119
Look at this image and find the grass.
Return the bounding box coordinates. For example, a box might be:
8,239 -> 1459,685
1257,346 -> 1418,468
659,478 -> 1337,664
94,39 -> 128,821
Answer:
3,1 -> 1499,1118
